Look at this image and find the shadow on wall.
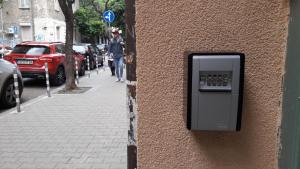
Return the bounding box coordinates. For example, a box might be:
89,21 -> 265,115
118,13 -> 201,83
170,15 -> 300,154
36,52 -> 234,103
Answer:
182,51 -> 258,165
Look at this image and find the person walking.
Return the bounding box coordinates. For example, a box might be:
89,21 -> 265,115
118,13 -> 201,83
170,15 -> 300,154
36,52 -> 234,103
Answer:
108,28 -> 125,82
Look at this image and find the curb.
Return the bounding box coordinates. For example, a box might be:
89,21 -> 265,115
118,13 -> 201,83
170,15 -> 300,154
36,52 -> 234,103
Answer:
0,67 -> 109,117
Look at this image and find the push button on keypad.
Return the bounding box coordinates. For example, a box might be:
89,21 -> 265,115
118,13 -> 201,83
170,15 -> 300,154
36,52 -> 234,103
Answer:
199,71 -> 232,90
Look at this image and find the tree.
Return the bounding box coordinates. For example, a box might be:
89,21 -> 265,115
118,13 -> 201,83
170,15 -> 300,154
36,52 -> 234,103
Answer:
81,0 -> 110,15
75,0 -> 109,42
76,0 -> 125,41
58,0 -> 76,90
108,0 -> 125,33
95,0 -> 125,36
74,7 -> 105,43
79,0 -> 95,7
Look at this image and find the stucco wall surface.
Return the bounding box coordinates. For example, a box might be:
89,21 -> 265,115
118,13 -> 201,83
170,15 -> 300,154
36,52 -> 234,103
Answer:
136,0 -> 289,169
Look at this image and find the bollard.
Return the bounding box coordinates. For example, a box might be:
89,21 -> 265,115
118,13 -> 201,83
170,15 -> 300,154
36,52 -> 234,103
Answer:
75,59 -> 79,84
45,62 -> 51,97
95,55 -> 99,74
87,55 -> 90,78
13,68 -> 21,113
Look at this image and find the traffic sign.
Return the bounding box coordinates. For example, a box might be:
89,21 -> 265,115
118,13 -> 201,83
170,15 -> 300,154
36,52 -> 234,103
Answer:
103,10 -> 115,23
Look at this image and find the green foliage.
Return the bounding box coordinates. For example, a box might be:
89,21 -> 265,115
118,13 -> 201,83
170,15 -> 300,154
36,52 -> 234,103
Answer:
76,0 -> 125,38
107,0 -> 125,33
79,0 -> 96,8
74,7 -> 105,38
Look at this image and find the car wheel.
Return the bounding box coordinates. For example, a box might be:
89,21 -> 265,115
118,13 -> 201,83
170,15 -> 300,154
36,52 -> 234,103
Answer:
0,78 -> 16,108
50,66 -> 66,86
91,60 -> 96,70
79,61 -> 86,76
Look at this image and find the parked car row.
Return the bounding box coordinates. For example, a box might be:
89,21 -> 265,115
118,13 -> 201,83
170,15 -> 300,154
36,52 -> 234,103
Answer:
0,41 -> 106,109
0,45 -> 13,56
3,42 -> 87,86
0,59 -> 23,108
97,44 -> 108,53
73,43 -> 104,70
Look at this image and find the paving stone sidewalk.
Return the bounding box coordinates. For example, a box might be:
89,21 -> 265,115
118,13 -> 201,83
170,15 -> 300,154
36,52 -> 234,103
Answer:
0,67 -> 127,169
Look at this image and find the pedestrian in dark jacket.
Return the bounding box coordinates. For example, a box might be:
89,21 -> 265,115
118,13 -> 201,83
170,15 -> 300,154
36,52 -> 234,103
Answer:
108,28 -> 124,82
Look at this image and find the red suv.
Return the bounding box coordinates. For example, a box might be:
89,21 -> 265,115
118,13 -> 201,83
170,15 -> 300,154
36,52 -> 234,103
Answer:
4,42 -> 85,86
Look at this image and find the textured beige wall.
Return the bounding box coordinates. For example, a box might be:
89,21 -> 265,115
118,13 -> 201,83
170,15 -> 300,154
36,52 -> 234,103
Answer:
136,0 -> 289,169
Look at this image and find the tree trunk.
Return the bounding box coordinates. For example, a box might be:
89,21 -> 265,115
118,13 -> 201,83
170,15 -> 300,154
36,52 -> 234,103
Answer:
65,16 -> 76,90
58,0 -> 76,91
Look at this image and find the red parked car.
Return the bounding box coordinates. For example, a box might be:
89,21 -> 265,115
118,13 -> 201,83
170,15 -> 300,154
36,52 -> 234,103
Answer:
4,42 -> 86,86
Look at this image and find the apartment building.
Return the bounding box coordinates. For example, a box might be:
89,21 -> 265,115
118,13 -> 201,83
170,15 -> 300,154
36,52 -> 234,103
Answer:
0,0 -> 79,47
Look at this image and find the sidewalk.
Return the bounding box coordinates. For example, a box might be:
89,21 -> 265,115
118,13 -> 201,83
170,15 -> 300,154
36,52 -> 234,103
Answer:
0,67 -> 127,169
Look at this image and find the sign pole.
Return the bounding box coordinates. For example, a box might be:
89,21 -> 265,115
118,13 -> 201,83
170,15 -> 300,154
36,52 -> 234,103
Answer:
109,22 -> 111,40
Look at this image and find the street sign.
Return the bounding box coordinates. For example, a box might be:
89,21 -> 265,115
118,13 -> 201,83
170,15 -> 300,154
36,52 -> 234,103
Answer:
103,10 -> 115,23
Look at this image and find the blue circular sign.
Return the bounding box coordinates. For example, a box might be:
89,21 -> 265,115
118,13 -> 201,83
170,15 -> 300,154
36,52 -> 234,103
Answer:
103,10 -> 115,23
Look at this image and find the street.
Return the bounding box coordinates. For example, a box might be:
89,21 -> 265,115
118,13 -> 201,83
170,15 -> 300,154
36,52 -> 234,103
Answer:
0,78 -> 61,114
22,78 -> 61,102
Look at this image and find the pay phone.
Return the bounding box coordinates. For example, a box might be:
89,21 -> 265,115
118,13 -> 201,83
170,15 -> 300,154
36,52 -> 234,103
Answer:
187,53 -> 245,131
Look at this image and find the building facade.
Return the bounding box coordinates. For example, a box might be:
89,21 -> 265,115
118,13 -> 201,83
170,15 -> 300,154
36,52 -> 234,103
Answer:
134,0 -> 300,168
0,0 -> 79,47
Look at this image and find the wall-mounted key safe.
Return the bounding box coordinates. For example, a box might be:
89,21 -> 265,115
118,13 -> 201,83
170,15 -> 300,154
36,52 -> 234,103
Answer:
187,53 -> 245,131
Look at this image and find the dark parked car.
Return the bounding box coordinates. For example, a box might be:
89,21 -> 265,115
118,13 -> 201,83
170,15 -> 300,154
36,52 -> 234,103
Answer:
0,59 -> 23,108
73,44 -> 103,69
90,44 -> 104,67
97,44 -> 108,53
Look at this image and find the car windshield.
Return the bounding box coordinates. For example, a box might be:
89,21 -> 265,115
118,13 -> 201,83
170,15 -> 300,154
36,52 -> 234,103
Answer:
73,46 -> 86,53
12,45 -> 50,55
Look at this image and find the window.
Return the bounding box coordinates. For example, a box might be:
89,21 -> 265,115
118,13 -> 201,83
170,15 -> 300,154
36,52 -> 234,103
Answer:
19,0 -> 30,8
12,45 -> 50,55
56,26 -> 60,41
55,44 -> 65,54
20,26 -> 33,41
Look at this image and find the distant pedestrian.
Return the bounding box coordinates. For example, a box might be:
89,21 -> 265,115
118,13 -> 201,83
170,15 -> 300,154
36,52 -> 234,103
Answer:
108,28 -> 125,82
